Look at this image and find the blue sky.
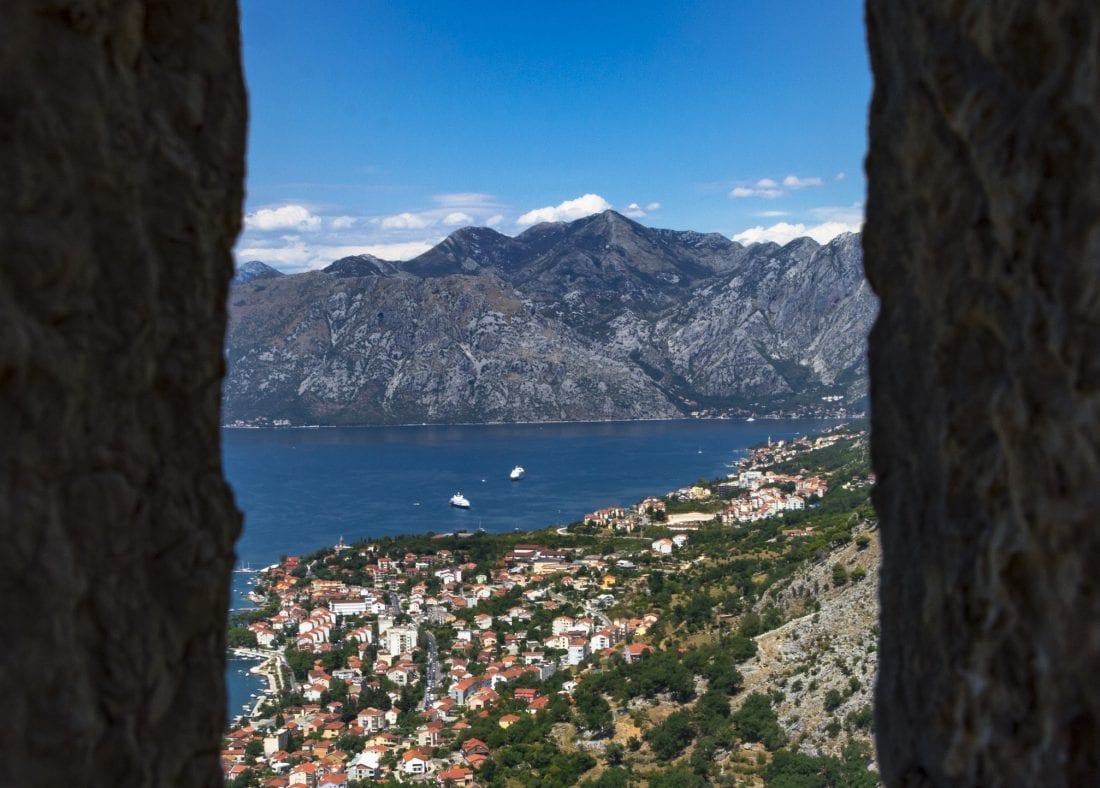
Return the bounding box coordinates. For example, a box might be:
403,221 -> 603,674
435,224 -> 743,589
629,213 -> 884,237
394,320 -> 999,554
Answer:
238,1 -> 870,272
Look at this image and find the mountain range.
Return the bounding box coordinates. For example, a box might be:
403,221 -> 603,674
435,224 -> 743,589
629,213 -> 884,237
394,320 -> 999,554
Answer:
224,211 -> 875,425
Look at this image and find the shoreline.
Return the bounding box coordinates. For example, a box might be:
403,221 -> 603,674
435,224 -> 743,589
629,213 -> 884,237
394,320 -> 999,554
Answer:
229,649 -> 284,719
222,413 -> 865,431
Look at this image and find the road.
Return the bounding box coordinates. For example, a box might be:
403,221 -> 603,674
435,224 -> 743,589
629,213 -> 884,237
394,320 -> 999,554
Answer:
387,589 -> 439,708
421,630 -> 439,708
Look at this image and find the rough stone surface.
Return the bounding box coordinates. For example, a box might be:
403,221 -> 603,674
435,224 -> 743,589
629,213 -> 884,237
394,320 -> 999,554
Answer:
0,2 -> 245,785
740,524 -> 880,762
865,2 -> 1100,784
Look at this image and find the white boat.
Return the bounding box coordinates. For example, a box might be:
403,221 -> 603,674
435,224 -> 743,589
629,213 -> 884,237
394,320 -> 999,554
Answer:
510,466 -> 525,480
449,492 -> 471,508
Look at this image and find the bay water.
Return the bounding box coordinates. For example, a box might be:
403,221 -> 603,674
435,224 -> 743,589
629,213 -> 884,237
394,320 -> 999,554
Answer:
222,418 -> 842,718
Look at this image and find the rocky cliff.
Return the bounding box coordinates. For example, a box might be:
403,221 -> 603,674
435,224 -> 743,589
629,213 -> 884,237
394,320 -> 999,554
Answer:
225,211 -> 875,425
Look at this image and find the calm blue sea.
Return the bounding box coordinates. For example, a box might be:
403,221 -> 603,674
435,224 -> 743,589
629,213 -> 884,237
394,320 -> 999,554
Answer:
222,417 -> 843,717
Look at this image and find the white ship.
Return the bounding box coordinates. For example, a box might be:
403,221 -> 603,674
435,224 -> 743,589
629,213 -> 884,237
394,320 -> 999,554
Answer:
449,492 -> 471,508
510,466 -> 525,480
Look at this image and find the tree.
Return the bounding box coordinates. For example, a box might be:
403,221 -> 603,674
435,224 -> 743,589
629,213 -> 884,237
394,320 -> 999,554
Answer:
646,765 -> 708,788
831,563 -> 849,586
324,677 -> 348,705
689,736 -> 718,776
604,742 -> 625,766
644,710 -> 695,760
649,571 -> 665,595
583,767 -> 629,787
732,692 -> 785,750
725,633 -> 758,662
336,732 -> 364,754
574,683 -> 613,737
764,749 -> 833,788
389,685 -> 418,716
284,647 -> 315,680
844,704 -> 873,732
694,689 -> 731,727
227,626 -> 258,649
738,611 -> 763,638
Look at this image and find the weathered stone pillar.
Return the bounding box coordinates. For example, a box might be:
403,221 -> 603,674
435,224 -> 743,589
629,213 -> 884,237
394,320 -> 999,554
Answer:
865,2 -> 1100,784
0,2 -> 245,785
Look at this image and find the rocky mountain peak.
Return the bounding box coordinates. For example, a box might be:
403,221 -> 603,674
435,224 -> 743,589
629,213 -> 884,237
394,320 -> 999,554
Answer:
323,254 -> 399,278
403,225 -> 522,278
779,237 -> 822,257
233,260 -> 283,284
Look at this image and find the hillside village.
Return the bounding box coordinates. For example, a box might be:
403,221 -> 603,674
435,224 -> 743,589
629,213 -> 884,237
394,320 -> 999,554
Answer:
223,426 -> 879,787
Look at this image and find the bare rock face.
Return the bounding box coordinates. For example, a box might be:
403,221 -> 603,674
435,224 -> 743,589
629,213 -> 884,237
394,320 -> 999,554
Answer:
865,1 -> 1100,784
226,220 -> 875,424
0,2 -> 244,785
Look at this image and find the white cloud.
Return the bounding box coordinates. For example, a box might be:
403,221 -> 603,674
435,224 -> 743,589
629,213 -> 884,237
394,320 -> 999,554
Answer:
381,211 -> 433,230
732,216 -> 863,246
239,192 -> 521,273
246,204 -> 322,232
729,178 -> 783,199
783,174 -> 824,189
236,238 -> 440,273
808,203 -> 864,225
236,236 -> 312,267
756,210 -> 789,217
433,192 -> 496,207
443,212 -> 474,226
350,241 -> 438,260
835,172 -> 847,181
516,193 -> 612,226
622,200 -> 662,219
728,174 -> 824,200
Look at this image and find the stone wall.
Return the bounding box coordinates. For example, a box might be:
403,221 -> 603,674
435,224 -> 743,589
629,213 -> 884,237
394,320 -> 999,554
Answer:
865,2 -> 1100,784
0,2 -> 245,785
5,0 -> 1099,783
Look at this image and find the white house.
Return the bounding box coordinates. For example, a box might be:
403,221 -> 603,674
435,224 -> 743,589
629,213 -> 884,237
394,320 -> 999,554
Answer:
567,638 -> 590,666
551,616 -> 575,636
651,538 -> 674,554
357,707 -> 387,732
384,625 -> 419,655
402,749 -> 430,775
331,598 -> 368,616
348,747 -> 386,780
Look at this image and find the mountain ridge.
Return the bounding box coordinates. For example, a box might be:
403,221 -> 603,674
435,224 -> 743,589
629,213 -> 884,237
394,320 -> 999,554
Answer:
225,211 -> 874,425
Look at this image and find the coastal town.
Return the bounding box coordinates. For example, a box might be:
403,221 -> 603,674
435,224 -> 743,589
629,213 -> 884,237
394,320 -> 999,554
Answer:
222,426 -> 878,786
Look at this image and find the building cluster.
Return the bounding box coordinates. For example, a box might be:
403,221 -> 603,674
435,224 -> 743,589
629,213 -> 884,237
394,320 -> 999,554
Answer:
714,469 -> 826,524
223,533 -> 667,784
222,427 -> 860,784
